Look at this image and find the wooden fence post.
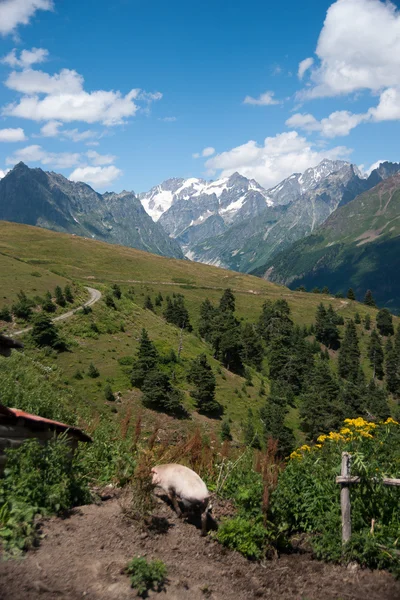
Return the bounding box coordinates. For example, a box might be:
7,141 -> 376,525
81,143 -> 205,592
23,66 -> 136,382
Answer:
340,451 -> 352,544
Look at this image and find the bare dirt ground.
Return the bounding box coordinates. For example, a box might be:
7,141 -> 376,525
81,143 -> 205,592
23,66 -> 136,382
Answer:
0,492 -> 399,600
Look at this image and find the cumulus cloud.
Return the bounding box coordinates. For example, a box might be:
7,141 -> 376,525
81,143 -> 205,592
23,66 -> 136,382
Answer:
0,0 -> 53,36
298,57 -> 314,80
40,120 -> 98,142
2,47 -> 48,68
286,110 -> 368,138
6,144 -> 81,169
69,165 -> 122,188
0,127 -> 26,142
243,91 -> 280,106
301,0 -> 400,98
2,57 -> 162,126
368,87 -> 400,121
204,131 -> 351,188
193,146 -> 216,159
0,169 -> 10,179
86,150 -> 116,166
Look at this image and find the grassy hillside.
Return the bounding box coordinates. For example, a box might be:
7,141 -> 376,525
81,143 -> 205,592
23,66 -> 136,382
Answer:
256,175 -> 400,312
0,220 -> 396,444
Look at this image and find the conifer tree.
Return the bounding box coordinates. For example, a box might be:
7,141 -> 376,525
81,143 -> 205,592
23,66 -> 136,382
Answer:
240,322 -> 264,370
220,421 -> 232,441
339,369 -> 366,415
385,338 -> 400,395
299,360 -> 343,441
354,312 -> 361,324
142,370 -> 185,416
131,329 -> 159,388
213,311 -> 243,373
260,382 -> 295,457
42,290 -> 56,313
312,287 -> 321,294
111,284 -> 122,299
315,303 -> 340,349
219,288 -> 235,313
321,286 -> 330,295
64,285 -> 74,303
187,354 -> 219,415
163,294 -> 192,330
143,295 -> 154,312
364,379 -> 390,421
54,285 -> 66,307
364,289 -> 377,308
347,288 -> 356,300
364,314 -> 371,330
31,313 -> 64,350
376,308 -> 394,336
12,291 -> 34,321
198,298 -> 215,342
338,320 -> 361,381
368,329 -> 384,380
155,292 -> 163,306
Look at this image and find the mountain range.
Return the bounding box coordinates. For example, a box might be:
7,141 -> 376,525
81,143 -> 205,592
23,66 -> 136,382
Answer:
0,162 -> 183,260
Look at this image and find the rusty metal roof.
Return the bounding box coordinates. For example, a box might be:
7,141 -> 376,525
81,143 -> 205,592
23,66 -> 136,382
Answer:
0,404 -> 92,442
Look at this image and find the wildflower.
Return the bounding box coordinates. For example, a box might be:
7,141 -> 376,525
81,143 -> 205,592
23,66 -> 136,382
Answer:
384,417 -> 399,426
317,434 -> 328,443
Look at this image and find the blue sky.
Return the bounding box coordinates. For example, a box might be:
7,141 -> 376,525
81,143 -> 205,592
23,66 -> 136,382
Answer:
0,0 -> 400,192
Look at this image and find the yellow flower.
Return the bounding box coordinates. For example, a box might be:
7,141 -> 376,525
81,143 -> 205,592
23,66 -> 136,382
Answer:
315,444 -> 322,448
340,427 -> 352,435
384,417 -> 399,425
317,434 -> 328,443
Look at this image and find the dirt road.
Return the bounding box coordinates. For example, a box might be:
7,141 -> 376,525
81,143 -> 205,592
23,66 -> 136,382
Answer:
13,287 -> 102,337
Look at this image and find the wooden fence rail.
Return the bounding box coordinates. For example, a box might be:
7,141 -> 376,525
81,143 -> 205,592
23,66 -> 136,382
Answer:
336,452 -> 400,544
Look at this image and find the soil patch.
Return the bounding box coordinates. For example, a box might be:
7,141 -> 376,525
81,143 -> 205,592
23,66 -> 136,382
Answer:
0,494 -> 399,600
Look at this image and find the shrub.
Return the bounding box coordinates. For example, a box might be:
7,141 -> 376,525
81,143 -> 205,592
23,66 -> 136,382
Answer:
31,313 -> 66,350
125,557 -> 167,597
0,436 -> 90,553
0,306 -> 12,322
104,383 -> 114,401
87,363 -> 100,378
54,286 -> 66,307
271,417 -> 400,575
104,293 -> 116,309
64,285 -> 74,303
12,291 -> 34,321
216,516 -> 269,560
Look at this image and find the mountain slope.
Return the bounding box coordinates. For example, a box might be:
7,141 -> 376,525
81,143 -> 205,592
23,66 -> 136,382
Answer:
0,162 -> 183,259
260,174 -> 400,311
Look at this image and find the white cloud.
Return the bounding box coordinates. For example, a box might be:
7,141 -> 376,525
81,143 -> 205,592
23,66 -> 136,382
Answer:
69,165 -> 122,188
286,110 -> 368,138
0,0 -> 53,36
243,91 -> 280,106
2,47 -> 48,68
204,131 -> 351,188
302,0 -> 400,98
86,150 -> 116,166
6,144 -> 81,169
368,87 -> 400,121
0,169 -> 10,179
298,57 -> 314,80
5,68 -> 84,95
159,116 -> 177,122
363,159 -> 388,175
40,120 -> 62,137
193,146 -> 216,159
40,120 -> 98,142
0,127 -> 26,142
86,141 -> 100,147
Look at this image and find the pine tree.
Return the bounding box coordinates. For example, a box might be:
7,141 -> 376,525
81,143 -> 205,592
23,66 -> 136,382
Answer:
376,308 -> 394,336
111,283 -> 122,299
364,314 -> 371,330
131,329 -> 159,388
312,287 -> 321,294
321,286 -> 330,295
354,312 -> 361,324
88,363 -> 100,378
12,290 -> 34,321
187,354 -> 219,415
315,304 -> 340,349
198,298 -> 215,342
142,370 -> 186,416
220,421 -> 232,441
260,382 -> 295,457
219,288 -> 235,313
240,323 -> 264,370
55,285 -> 66,307
213,312 -> 243,374
338,320 -> 361,381
364,290 -> 377,308
143,295 -> 154,312
104,383 -> 115,401
364,379 -> 390,421
299,360 -> 343,441
42,291 -> 56,313
315,303 -> 327,342
347,288 -> 356,300
0,306 -> 12,322
339,369 -> 366,415
163,295 -> 192,330
385,338 -> 400,395
155,292 -> 163,306
64,285 -> 74,303
31,313 -> 64,350
368,329 -> 384,380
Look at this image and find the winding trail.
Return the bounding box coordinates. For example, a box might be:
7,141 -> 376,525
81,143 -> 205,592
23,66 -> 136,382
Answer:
13,286 -> 102,337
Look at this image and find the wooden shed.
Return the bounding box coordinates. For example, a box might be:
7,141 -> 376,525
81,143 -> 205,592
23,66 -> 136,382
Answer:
0,404 -> 91,474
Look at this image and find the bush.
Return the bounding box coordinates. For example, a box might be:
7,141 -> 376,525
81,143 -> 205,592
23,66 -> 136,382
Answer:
104,383 -> 114,401
0,306 -> 12,322
216,516 -> 269,560
54,286 -> 66,307
31,313 -> 66,351
125,557 -> 167,597
12,291 -> 34,321
87,363 -> 100,378
64,285 -> 74,303
0,436 -> 90,553
271,417 -> 400,575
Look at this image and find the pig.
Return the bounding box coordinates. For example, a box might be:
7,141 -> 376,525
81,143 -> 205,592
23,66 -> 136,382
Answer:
151,463 -> 211,535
